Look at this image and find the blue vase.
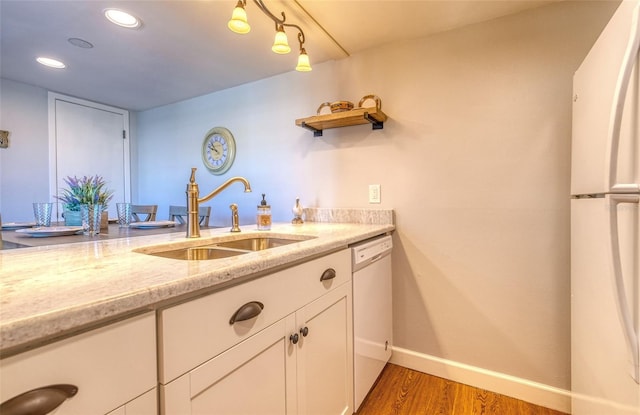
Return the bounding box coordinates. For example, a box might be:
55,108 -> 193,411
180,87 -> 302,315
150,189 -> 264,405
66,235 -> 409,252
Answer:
63,209 -> 82,226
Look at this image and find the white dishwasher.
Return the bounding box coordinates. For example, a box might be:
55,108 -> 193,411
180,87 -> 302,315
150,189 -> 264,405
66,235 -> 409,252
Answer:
351,234 -> 393,411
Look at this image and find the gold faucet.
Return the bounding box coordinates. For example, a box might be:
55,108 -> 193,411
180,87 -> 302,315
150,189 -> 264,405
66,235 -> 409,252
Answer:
186,167 -> 252,238
229,203 -> 241,233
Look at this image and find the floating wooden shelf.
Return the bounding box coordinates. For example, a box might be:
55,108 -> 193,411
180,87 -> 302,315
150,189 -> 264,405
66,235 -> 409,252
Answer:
295,107 -> 388,137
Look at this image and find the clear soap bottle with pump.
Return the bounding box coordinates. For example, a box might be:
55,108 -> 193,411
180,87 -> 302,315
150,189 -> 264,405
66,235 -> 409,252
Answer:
257,193 -> 271,230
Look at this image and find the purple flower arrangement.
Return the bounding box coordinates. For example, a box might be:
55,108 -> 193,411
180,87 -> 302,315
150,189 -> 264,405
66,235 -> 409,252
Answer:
55,175 -> 114,212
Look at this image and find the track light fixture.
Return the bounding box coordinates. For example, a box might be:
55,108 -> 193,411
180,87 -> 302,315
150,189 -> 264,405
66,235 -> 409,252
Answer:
228,0 -> 312,72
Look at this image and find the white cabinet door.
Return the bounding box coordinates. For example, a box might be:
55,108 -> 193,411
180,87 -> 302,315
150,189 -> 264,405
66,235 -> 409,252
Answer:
106,388 -> 157,415
161,319 -> 296,415
0,312 -> 156,415
158,249 -> 351,385
159,249 -> 353,415
294,282 -> 353,415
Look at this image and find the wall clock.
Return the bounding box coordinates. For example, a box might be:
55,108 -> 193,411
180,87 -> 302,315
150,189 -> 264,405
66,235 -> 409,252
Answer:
201,127 -> 236,175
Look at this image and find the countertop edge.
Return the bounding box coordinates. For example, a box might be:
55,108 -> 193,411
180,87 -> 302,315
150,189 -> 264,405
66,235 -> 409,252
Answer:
1,219 -> 394,356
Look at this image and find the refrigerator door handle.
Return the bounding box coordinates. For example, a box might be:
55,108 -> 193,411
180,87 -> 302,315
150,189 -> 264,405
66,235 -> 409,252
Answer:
607,3 -> 640,193
608,193 -> 640,383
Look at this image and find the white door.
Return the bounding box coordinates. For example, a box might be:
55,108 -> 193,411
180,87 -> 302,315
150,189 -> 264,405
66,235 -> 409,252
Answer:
295,283 -> 353,415
571,196 -> 640,414
161,319 -> 293,415
48,93 -> 130,220
571,0 -> 640,196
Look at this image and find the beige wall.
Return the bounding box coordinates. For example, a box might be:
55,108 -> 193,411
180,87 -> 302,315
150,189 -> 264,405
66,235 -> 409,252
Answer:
329,1 -> 616,390
0,79 -> 49,219
135,1 -> 616,393
0,0 -> 619,402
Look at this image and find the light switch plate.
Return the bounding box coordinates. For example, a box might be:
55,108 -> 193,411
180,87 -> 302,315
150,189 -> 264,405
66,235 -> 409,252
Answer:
0,130 -> 8,148
369,184 -> 381,204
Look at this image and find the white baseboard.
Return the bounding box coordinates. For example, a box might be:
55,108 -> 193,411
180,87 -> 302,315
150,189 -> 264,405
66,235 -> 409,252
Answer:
389,346 -> 572,414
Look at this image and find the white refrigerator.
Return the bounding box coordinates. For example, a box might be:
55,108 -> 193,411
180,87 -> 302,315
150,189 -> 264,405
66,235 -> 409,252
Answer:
571,1 -> 640,414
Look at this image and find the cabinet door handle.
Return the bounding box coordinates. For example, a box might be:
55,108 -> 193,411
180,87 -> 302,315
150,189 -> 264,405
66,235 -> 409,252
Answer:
320,268 -> 336,282
300,326 -> 309,337
0,384 -> 78,415
290,333 -> 299,344
229,301 -> 264,324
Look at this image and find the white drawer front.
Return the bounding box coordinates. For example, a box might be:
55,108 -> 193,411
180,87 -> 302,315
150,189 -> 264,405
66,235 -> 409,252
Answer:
159,249 -> 350,383
0,312 -> 156,415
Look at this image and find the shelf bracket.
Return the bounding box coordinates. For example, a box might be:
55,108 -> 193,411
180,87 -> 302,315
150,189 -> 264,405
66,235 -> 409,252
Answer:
364,112 -> 384,130
301,122 -> 323,137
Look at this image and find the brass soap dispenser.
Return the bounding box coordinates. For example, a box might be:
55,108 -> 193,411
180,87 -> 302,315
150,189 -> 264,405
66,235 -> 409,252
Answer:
256,194 -> 271,231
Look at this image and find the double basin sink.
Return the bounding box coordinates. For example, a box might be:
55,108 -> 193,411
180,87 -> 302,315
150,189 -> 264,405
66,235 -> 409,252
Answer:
134,234 -> 315,260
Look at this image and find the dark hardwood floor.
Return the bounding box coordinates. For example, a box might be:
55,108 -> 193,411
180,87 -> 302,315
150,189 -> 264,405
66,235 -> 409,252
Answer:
356,364 -> 568,415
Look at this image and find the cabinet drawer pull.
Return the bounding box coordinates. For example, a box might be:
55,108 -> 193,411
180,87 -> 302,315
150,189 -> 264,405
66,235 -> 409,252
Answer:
229,301 -> 264,324
320,268 -> 336,282
0,384 -> 78,415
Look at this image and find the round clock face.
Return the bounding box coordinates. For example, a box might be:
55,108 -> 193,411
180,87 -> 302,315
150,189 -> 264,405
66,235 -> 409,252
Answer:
202,127 -> 236,175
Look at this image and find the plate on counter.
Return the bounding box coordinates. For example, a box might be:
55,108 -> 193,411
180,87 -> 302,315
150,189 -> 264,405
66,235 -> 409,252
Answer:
2,222 -> 36,230
129,220 -> 177,229
15,226 -> 84,237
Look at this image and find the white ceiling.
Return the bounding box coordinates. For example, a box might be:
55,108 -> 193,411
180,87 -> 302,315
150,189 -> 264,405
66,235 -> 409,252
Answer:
0,0 -> 559,111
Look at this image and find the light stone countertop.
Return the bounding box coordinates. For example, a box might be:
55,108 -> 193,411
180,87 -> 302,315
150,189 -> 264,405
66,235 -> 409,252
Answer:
1,209 -> 394,356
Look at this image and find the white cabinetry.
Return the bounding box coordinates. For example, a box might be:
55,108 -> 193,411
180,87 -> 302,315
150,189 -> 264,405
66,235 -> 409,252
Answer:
0,312 -> 157,415
162,319 -> 292,414
159,249 -> 352,415
294,282 -> 352,415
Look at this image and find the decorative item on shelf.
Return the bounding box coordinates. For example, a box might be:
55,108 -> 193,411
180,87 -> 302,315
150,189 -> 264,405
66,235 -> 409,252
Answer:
357,94 -> 382,111
330,101 -> 354,113
227,0 -> 311,72
296,94 -> 387,137
317,101 -> 354,115
256,193 -> 272,231
316,102 -> 331,115
55,175 -> 114,226
292,197 -> 304,225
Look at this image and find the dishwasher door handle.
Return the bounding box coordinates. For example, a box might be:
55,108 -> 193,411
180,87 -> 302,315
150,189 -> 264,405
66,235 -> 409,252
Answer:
369,253 -> 383,262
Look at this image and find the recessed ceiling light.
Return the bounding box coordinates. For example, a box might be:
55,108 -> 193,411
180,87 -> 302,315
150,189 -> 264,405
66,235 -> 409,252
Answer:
104,8 -> 142,29
68,38 -> 94,49
36,57 -> 66,69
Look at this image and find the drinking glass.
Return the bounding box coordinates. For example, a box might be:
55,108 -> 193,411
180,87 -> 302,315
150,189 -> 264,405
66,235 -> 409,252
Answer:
81,204 -> 101,236
116,203 -> 132,228
33,202 -> 53,227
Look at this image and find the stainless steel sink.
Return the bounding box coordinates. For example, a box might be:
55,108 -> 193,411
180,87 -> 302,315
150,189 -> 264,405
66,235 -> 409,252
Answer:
215,237 -> 303,251
147,246 -> 248,260
135,235 -> 315,260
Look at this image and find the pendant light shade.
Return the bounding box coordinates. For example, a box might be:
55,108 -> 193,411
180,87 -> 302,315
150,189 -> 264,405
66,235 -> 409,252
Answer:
271,25 -> 291,54
227,0 -> 311,72
296,48 -> 312,72
228,1 -> 250,34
